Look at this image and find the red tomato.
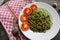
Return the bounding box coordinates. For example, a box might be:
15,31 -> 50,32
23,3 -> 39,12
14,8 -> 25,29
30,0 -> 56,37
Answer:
20,14 -> 28,22
21,22 -> 30,31
24,13 -> 28,19
24,8 -> 32,15
30,4 -> 37,12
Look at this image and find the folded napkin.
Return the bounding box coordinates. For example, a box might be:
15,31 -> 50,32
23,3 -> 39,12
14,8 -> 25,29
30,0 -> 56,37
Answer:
0,0 -> 35,40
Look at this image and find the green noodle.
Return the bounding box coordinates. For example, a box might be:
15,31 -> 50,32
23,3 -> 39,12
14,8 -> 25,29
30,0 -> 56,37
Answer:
28,8 -> 53,32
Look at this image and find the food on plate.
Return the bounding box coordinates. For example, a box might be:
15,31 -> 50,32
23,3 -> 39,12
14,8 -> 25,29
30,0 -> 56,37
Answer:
28,8 -> 52,32
20,14 -> 28,22
20,4 -> 52,32
30,4 -> 37,12
24,8 -> 32,15
21,22 -> 30,31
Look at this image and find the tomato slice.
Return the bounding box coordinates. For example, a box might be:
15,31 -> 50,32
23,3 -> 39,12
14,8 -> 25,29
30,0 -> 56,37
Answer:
24,8 -> 32,15
20,14 -> 28,22
21,22 -> 30,31
30,4 -> 37,12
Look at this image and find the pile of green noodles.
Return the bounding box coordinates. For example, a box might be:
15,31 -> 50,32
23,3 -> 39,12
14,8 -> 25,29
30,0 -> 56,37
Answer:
28,8 -> 53,32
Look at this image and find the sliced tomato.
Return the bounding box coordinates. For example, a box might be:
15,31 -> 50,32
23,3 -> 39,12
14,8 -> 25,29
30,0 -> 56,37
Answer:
24,8 -> 32,15
30,4 -> 37,12
24,13 -> 28,19
21,22 -> 30,31
20,14 -> 28,22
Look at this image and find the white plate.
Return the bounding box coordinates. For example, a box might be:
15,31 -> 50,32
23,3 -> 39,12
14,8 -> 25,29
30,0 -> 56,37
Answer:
19,2 -> 60,40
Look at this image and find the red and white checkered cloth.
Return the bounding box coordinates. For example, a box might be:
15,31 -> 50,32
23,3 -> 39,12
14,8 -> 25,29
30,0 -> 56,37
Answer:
0,0 -> 35,40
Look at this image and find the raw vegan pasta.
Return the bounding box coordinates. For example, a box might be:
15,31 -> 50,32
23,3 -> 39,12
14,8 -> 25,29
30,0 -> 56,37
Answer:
28,8 -> 53,32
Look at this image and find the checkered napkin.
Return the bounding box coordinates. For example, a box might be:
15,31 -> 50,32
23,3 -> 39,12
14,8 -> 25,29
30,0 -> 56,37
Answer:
0,0 -> 35,40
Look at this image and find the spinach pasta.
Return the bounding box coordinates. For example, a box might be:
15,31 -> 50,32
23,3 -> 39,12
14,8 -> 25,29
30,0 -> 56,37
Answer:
28,8 -> 53,32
